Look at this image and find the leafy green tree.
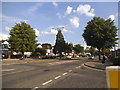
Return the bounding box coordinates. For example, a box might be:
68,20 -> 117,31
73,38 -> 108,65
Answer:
73,44 -> 84,54
9,22 -> 37,56
65,42 -> 73,54
103,48 -> 111,56
53,30 -> 66,59
88,46 -> 97,55
35,48 -> 46,55
82,17 -> 118,60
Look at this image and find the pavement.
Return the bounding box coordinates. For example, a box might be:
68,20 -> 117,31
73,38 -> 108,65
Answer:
83,59 -> 113,71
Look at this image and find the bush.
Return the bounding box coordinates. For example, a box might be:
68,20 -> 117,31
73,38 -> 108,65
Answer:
30,53 -> 41,58
109,56 -> 120,66
11,55 -> 23,58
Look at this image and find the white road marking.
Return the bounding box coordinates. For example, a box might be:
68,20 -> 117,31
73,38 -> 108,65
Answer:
0,68 -> 34,76
76,66 -> 81,68
1,69 -> 15,71
69,70 -> 72,72
31,87 -> 39,90
55,76 -> 61,79
42,80 -> 53,86
2,64 -> 13,65
63,72 -> 68,75
49,63 -> 53,65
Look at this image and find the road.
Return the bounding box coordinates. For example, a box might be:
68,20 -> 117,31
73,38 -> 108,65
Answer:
2,58 -> 107,89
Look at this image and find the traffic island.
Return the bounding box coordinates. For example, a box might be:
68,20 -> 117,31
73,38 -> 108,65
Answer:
83,62 -> 106,71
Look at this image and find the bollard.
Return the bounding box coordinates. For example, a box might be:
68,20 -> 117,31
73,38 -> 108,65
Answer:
106,66 -> 120,89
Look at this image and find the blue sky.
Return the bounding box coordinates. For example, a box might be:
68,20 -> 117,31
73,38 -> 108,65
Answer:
1,2 -> 118,47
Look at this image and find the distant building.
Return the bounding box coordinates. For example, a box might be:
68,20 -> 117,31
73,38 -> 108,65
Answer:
42,43 -> 53,55
36,43 -> 42,48
1,41 -> 55,58
0,40 -> 9,58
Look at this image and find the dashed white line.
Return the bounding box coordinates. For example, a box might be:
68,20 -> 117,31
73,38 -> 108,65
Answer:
42,80 -> 53,86
31,87 -> 39,90
49,63 -> 53,65
62,72 -> 68,75
69,70 -> 72,72
1,69 -> 15,71
55,76 -> 61,79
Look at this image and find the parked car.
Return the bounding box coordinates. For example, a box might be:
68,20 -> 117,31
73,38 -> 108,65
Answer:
66,55 -> 72,59
89,55 -> 94,59
82,54 -> 87,57
42,55 -> 57,59
72,54 -> 79,58
72,55 -> 77,58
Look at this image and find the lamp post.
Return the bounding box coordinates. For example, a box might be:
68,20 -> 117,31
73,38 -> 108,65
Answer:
82,38 -> 84,50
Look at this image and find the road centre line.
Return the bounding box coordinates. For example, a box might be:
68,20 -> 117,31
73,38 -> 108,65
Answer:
42,80 -> 53,86
69,70 -> 72,72
31,87 -> 39,90
55,76 -> 61,79
62,72 -> 68,75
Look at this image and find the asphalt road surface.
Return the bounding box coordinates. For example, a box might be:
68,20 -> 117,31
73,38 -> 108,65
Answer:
2,58 -> 107,89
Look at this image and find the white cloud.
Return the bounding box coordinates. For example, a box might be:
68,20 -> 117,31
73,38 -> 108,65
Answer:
69,17 -> 80,28
27,3 -> 42,14
41,26 -> 70,35
76,4 -> 95,17
109,13 -> 118,20
62,28 -> 68,32
41,28 -> 58,35
65,6 -> 73,15
34,28 -> 40,36
50,28 -> 58,35
58,25 -> 65,28
109,15 -> 115,20
0,33 -> 9,40
2,15 -> 28,24
52,2 -> 58,7
5,26 -> 11,31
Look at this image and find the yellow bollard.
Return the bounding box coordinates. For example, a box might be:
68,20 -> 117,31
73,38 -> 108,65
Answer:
106,66 -> 120,89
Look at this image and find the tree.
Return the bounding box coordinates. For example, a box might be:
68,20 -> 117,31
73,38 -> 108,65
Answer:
65,42 -> 73,54
9,22 -> 37,56
53,30 -> 66,59
102,48 -> 111,56
88,46 -> 97,55
73,44 -> 84,54
35,48 -> 46,55
82,17 -> 118,60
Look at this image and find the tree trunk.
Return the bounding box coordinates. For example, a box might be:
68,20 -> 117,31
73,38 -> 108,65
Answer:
21,51 -> 25,59
22,51 -> 24,56
59,52 -> 62,59
101,48 -> 104,60
8,51 -> 11,59
98,48 -> 101,60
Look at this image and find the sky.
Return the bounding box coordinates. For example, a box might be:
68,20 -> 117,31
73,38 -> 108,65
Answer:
0,2 -> 118,48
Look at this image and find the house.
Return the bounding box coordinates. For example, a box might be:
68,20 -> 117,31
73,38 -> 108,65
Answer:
0,40 -> 9,58
42,43 -> 54,55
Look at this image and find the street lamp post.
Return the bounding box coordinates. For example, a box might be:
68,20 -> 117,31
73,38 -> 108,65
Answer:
82,38 -> 84,50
